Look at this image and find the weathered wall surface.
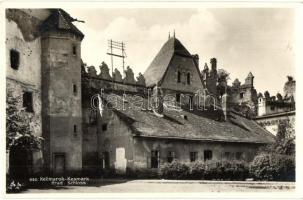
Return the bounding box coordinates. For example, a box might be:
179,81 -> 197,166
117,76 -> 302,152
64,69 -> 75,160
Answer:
41,31 -> 83,174
97,108 -> 135,172
255,113 -> 295,136
133,137 -> 261,169
6,11 -> 43,174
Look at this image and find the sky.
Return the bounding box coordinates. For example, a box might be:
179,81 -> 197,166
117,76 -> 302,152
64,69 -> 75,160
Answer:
66,8 -> 295,95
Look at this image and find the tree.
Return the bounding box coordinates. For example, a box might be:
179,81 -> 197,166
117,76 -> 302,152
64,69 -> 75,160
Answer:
6,90 -> 43,151
250,119 -> 295,181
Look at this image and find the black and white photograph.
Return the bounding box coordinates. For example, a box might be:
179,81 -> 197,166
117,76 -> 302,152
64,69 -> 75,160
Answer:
2,2 -> 301,197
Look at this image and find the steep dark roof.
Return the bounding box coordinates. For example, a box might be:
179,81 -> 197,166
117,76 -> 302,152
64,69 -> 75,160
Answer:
102,92 -> 275,144
143,37 -> 194,87
40,9 -> 84,39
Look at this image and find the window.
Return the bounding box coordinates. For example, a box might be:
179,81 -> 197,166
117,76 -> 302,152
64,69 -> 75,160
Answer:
151,150 -> 159,168
224,152 -> 231,159
187,72 -> 191,84
176,93 -> 181,103
10,49 -> 20,70
102,123 -> 108,131
177,71 -> 181,83
190,152 -> 198,162
236,152 -> 243,160
102,152 -> 110,169
23,91 -> 33,112
167,151 -> 175,163
73,125 -> 77,133
72,44 -> 77,56
189,96 -> 193,106
270,106 -> 275,111
240,93 -> 244,99
204,150 -> 212,161
73,84 -> 77,95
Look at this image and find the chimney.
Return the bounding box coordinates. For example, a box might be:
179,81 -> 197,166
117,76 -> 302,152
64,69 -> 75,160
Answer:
192,54 -> 199,68
210,58 -> 217,71
221,93 -> 230,121
152,85 -> 164,117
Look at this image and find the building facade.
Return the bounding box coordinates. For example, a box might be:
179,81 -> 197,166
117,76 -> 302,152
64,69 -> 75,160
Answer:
6,9 -> 276,177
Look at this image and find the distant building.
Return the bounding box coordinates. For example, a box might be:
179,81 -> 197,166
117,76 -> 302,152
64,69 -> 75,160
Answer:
254,76 -> 296,135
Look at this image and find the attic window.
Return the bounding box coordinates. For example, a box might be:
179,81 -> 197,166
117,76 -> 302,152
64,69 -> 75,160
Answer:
177,71 -> 181,83
183,115 -> 188,120
72,44 -> 77,56
23,91 -> 33,112
187,73 -> 191,84
10,49 -> 20,70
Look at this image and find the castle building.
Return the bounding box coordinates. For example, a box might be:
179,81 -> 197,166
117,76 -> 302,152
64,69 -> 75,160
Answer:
6,9 -> 275,177
254,76 -> 296,135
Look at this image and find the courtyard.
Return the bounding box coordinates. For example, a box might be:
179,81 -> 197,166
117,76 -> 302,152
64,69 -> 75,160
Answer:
22,179 -> 295,193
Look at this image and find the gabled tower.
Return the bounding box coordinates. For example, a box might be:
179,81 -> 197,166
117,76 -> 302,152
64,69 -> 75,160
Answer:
40,9 -> 84,175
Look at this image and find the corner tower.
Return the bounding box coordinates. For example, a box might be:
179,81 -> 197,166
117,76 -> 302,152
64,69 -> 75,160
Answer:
40,9 -> 84,175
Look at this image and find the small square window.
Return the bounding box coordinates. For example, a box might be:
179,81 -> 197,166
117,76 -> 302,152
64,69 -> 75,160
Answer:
23,91 -> 33,112
204,150 -> 212,161
10,49 -> 20,70
236,152 -> 243,160
102,123 -> 108,131
167,151 -> 175,163
224,152 -> 231,159
190,152 -> 197,162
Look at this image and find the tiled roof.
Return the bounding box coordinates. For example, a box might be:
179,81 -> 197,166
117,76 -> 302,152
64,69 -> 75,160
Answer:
40,9 -> 84,39
143,37 -> 193,87
101,92 -> 275,144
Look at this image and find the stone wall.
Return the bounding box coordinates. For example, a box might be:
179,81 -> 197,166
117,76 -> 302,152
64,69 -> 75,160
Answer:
6,10 -> 44,174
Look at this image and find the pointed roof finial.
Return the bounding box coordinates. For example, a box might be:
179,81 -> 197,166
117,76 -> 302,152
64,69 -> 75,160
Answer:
173,29 -> 175,38
168,31 -> 170,39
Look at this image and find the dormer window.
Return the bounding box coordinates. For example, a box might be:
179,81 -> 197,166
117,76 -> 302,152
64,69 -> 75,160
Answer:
177,71 -> 181,83
187,72 -> 191,84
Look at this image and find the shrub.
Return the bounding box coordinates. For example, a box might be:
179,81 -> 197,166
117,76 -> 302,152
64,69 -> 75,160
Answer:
189,160 -> 249,181
160,160 -> 190,179
189,161 -> 205,180
126,167 -> 159,179
249,153 -> 295,181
